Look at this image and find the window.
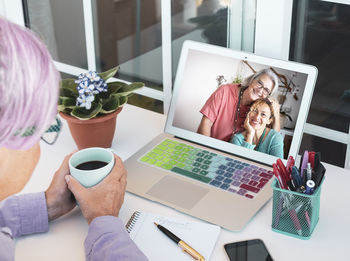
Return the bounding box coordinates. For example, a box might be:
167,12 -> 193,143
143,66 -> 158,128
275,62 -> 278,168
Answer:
25,0 -> 87,68
289,0 -> 350,168
22,0 -> 164,112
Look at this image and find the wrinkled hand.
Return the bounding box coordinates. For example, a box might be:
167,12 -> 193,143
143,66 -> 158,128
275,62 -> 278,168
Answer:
65,155 -> 127,224
45,153 -> 77,221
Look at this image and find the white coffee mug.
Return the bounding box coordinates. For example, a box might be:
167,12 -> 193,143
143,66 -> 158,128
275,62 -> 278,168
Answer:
69,147 -> 114,187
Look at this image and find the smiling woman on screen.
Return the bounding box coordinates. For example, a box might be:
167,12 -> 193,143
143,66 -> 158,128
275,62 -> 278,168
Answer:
230,98 -> 284,158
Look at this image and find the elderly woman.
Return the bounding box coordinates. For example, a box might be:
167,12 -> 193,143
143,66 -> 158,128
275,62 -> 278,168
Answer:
0,18 -> 146,260
197,68 -> 280,142
231,98 -> 284,158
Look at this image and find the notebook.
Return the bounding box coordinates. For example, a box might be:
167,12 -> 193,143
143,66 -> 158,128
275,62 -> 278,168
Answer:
125,211 -> 220,261
124,40 -> 317,231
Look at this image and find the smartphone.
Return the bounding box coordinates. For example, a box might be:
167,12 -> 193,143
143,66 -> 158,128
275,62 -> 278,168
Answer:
224,239 -> 273,261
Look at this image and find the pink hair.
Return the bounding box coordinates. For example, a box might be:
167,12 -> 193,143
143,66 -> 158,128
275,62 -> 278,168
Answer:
0,18 -> 60,150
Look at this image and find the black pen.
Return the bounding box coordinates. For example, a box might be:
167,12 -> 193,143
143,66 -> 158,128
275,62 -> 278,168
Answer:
154,222 -> 205,261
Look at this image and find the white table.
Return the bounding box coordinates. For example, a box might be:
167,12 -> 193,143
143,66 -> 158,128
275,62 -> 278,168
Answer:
15,104 -> 350,260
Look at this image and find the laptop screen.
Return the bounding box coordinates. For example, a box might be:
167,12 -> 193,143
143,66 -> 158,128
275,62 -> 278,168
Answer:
166,41 -> 317,166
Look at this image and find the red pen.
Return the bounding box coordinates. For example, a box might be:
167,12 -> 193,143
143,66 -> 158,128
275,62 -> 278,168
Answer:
308,151 -> 315,169
277,159 -> 296,191
273,163 -> 288,190
286,156 -> 295,176
289,208 -> 303,236
276,159 -> 288,180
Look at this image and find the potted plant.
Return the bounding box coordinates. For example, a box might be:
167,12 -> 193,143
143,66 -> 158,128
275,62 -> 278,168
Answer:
58,66 -> 144,149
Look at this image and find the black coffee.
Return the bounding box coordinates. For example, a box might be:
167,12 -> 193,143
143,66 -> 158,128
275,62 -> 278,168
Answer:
76,161 -> 108,170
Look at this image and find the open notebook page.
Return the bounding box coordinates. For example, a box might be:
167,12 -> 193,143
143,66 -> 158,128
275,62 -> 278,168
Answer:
126,211 -> 221,261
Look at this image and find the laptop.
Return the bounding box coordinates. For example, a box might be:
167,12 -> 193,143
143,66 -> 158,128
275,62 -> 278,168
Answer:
124,40 -> 317,231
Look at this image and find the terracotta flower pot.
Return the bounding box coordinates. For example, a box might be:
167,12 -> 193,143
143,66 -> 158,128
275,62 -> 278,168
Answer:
59,107 -> 122,149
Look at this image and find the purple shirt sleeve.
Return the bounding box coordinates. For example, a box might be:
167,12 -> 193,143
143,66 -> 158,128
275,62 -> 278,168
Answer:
85,216 -> 148,261
0,192 -> 49,261
1,193 -> 147,260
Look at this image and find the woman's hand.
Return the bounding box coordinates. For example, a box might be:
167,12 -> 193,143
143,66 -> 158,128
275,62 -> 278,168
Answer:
244,112 -> 255,134
65,155 -> 127,224
269,98 -> 281,131
45,153 -> 76,221
244,113 -> 254,144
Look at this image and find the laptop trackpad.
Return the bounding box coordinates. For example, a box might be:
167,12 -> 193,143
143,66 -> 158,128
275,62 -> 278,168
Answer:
146,176 -> 209,210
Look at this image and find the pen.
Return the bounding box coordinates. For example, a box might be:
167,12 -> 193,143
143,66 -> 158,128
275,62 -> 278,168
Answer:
300,150 -> 309,179
314,152 -> 321,174
273,163 -> 288,190
308,151 -> 315,169
274,194 -> 284,227
291,166 -> 302,188
273,160 -> 303,235
281,195 -> 303,236
305,180 -> 315,195
286,156 -> 295,175
276,191 -> 303,236
277,159 -> 295,191
289,208 -> 303,236
154,222 -> 205,261
306,163 -> 312,181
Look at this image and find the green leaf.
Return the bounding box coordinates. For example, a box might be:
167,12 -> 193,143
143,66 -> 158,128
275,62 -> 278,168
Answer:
107,82 -> 127,94
60,87 -> 78,98
114,82 -> 144,96
58,97 -> 76,112
60,79 -> 78,96
96,82 -> 126,99
70,102 -> 102,120
119,96 -> 128,106
100,96 -> 120,114
58,105 -> 70,113
99,66 -> 119,81
58,97 -> 76,107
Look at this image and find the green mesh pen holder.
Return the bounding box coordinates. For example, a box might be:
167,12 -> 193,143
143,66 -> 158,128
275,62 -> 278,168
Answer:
271,179 -> 323,240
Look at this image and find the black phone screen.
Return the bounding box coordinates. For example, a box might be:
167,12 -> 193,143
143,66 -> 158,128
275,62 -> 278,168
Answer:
224,239 -> 273,261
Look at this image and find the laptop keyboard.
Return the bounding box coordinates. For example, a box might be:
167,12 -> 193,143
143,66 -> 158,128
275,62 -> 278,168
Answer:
138,139 -> 274,199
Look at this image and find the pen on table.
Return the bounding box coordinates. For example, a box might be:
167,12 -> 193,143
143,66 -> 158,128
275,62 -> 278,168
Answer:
154,222 -> 205,261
